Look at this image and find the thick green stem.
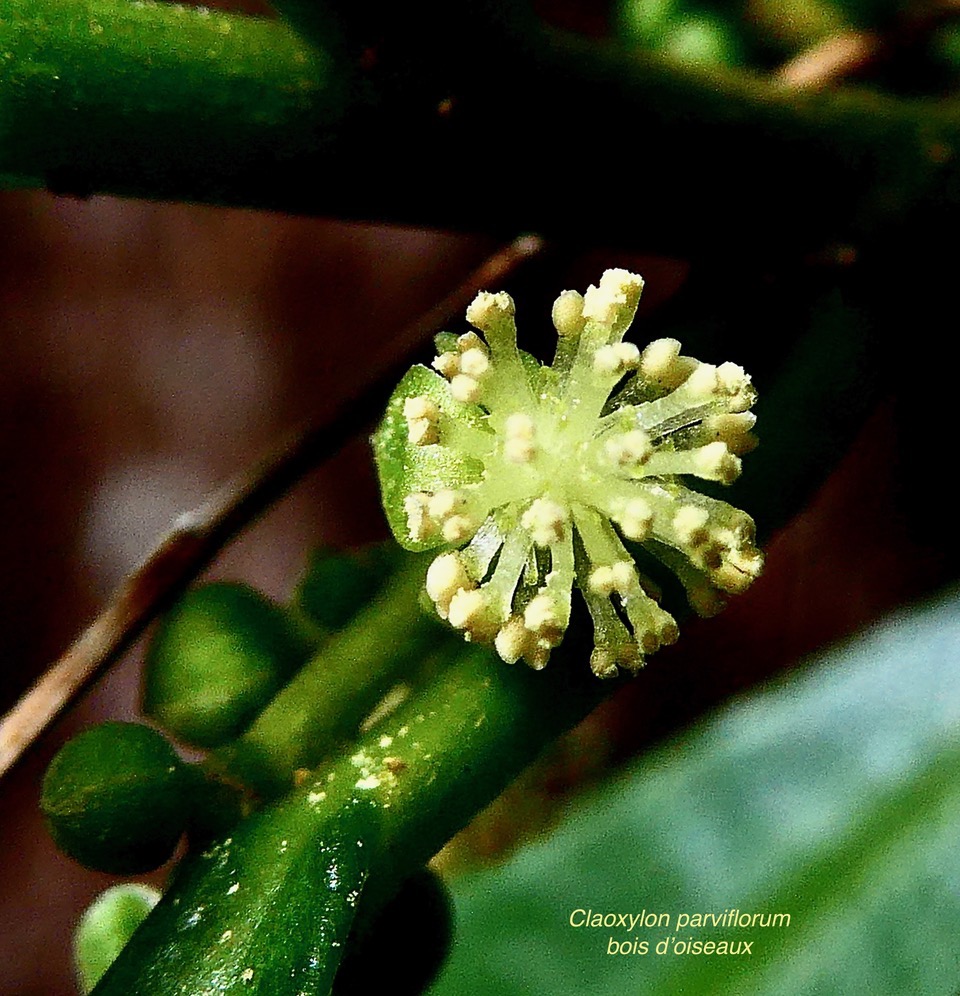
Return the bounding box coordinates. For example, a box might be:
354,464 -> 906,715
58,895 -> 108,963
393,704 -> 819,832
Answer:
92,639 -> 609,993
207,553 -> 449,799
3,0 -> 960,254
0,0 -> 346,199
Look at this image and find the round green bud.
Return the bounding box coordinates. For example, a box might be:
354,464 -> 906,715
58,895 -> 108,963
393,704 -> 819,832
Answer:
661,13 -> 743,68
42,722 -> 189,874
295,544 -> 401,632
618,0 -> 679,46
74,883 -> 161,994
143,583 -> 309,748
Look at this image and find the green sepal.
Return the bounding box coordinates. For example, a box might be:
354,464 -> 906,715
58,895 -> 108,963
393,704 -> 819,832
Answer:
41,722 -> 191,874
433,331 -> 459,355
373,364 -> 485,552
74,884 -> 161,994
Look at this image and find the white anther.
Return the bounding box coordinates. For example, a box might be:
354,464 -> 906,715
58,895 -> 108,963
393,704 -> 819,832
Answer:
581,269 -> 645,326
640,338 -> 681,379
717,362 -> 748,394
610,561 -> 638,592
589,566 -> 617,596
712,549 -> 763,594
426,489 -> 464,522
716,362 -> 755,412
495,617 -> 530,664
504,438 -> 536,464
403,395 -> 440,446
403,493 -> 435,542
619,498 -> 653,540
505,413 -> 535,439
673,505 -> 710,546
693,441 -> 741,484
466,291 -> 515,330
521,498 -> 566,546
425,553 -> 472,618
504,413 -> 537,463
409,419 -> 437,446
523,594 -> 562,640
457,331 -> 487,354
684,362 -> 720,398
459,348 -> 490,379
448,588 -> 498,641
605,429 -> 653,466
702,413 -> 757,454
432,352 -> 460,378
595,343 -> 639,375
403,396 -> 438,421
450,374 -> 482,403
551,289 -> 585,337
442,514 -> 475,543
447,588 -> 486,630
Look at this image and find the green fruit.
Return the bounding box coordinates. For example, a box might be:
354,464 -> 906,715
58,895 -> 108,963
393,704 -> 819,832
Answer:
144,583 -> 309,748
42,722 -> 189,873
74,883 -> 161,994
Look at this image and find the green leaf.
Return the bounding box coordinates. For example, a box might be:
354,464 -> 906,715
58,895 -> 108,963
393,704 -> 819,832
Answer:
429,586 -> 960,995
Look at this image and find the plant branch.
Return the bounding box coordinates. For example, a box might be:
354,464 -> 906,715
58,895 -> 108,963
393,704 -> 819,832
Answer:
0,234 -> 544,782
3,0 -> 960,255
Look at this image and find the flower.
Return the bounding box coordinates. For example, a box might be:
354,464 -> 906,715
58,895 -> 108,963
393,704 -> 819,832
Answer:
373,269 -> 762,678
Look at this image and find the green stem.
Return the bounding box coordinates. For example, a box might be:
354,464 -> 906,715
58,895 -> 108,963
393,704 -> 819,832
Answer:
207,553 -> 448,799
0,0 -> 346,200
91,639 -> 609,993
3,0 -> 960,254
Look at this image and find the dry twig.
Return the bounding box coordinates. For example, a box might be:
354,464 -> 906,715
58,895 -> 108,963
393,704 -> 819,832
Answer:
774,31 -> 881,90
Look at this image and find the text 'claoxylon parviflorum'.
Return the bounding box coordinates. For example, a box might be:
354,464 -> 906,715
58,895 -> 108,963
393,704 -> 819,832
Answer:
374,270 -> 762,678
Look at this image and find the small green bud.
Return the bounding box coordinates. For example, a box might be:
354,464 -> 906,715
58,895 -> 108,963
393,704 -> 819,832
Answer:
295,544 -> 401,632
618,0 -> 679,47
42,722 -> 189,873
74,883 -> 160,994
143,583 -> 310,748
661,13 -> 743,68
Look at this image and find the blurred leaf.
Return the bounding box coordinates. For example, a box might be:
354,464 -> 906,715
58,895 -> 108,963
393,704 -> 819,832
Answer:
429,586 -> 960,995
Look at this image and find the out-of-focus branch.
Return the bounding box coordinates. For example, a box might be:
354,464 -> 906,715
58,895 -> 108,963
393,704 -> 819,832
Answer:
0,235 -> 544,782
5,0 -> 960,257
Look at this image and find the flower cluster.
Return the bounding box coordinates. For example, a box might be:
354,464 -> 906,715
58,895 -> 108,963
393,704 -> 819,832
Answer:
373,269 -> 762,678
